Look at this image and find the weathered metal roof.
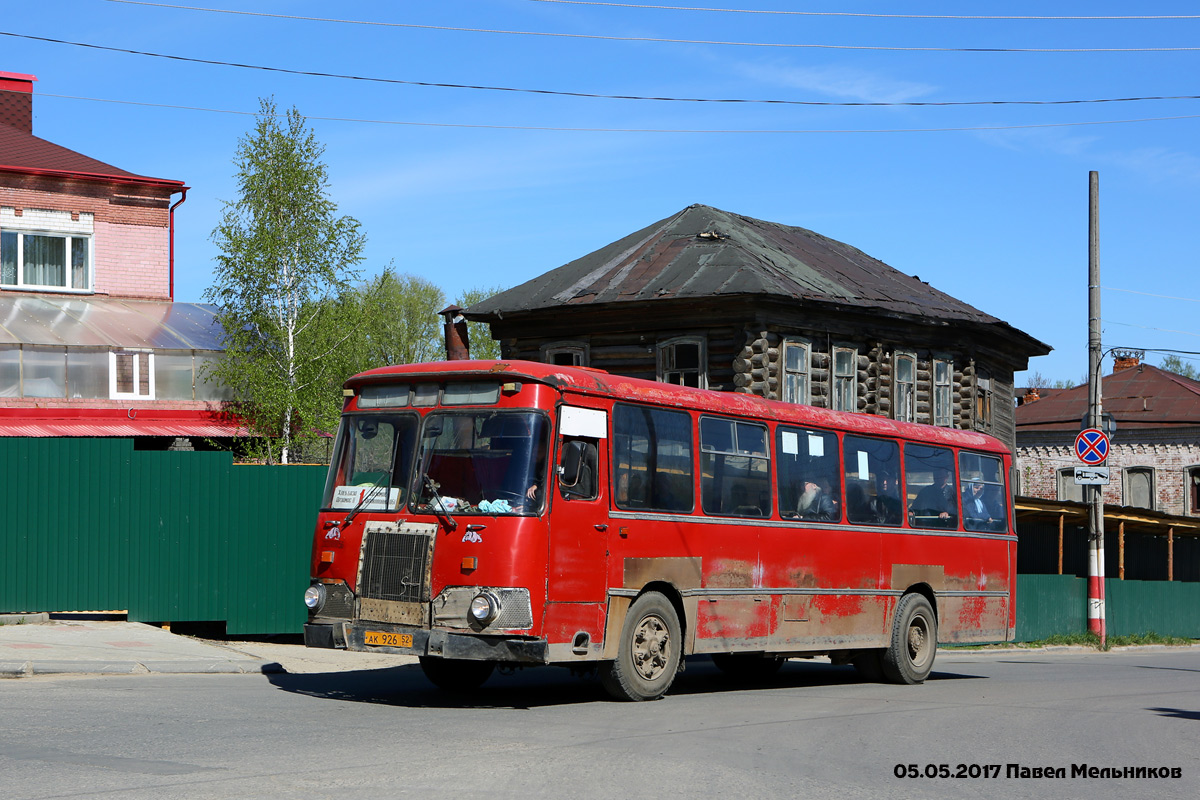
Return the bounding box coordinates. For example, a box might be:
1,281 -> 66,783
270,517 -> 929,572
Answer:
467,204 -> 1049,353
0,296 -> 225,350
1016,364 -> 1200,432
0,121 -> 182,187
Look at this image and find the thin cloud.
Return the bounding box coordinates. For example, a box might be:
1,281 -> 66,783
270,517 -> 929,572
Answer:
730,61 -> 938,104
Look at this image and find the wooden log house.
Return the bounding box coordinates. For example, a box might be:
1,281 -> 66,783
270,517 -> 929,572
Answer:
466,204 -> 1049,452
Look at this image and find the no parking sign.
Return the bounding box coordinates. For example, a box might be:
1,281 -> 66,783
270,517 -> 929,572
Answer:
1075,428 -> 1110,465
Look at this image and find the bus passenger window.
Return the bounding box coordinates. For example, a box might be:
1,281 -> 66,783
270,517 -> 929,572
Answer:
699,417 -> 770,518
960,451 -> 1007,532
844,435 -> 902,526
905,444 -> 958,529
612,404 -> 694,513
776,426 -> 840,522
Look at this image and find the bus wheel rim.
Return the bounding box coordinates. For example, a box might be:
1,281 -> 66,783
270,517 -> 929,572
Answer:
908,615 -> 930,665
632,614 -> 671,681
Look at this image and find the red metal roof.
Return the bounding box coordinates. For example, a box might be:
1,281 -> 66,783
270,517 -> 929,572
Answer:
0,121 -> 184,188
1016,363 -> 1200,432
0,407 -> 246,438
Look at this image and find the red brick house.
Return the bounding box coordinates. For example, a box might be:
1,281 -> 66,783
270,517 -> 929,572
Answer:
1,71 -> 237,445
1015,351 -> 1200,516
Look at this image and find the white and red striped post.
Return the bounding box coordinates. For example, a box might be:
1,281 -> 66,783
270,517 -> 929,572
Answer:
1086,171 -> 1107,648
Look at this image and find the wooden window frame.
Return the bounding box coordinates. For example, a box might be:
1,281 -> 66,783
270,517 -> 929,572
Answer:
832,346 -> 857,412
894,351 -> 916,423
657,336 -> 707,389
782,338 -> 811,405
933,357 -> 953,427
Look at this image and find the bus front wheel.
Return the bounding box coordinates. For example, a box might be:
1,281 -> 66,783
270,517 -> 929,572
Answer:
600,592 -> 682,701
882,593 -> 937,684
419,657 -> 495,692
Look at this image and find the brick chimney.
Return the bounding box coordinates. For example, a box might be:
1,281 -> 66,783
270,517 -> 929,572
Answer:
0,72 -> 36,133
1112,349 -> 1143,372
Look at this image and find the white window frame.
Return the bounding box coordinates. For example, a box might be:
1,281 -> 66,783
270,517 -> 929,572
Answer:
1,208 -> 94,293
1123,466 -> 1155,510
781,338 -> 811,405
110,350 -> 156,400
933,357 -> 953,427
832,346 -> 858,412
542,341 -> 589,367
657,336 -> 707,389
894,351 -> 916,423
1056,467 -> 1084,503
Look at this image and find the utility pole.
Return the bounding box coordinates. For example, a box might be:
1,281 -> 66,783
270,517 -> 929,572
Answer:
1087,171 -> 1107,647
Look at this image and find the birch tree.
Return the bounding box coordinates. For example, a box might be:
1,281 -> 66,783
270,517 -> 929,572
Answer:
206,98 -> 365,464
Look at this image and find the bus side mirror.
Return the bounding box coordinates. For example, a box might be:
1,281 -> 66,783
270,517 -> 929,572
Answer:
559,440 -> 593,498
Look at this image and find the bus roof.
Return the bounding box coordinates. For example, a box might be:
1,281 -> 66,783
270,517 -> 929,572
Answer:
347,359 -> 1008,455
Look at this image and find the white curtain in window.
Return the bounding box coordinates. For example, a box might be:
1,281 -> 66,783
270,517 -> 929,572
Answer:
23,235 -> 67,287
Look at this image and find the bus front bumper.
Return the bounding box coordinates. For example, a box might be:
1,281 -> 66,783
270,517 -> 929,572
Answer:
304,621 -> 549,664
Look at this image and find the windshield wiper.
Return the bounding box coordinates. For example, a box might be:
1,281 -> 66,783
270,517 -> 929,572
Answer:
422,474 -> 458,532
342,472 -> 390,528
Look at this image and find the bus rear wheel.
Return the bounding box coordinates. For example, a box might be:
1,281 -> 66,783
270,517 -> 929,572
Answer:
882,593 -> 937,684
600,592 -> 682,701
419,657 -> 495,692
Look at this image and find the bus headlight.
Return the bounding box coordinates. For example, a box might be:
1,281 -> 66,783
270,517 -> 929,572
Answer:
468,591 -> 502,625
304,583 -> 327,612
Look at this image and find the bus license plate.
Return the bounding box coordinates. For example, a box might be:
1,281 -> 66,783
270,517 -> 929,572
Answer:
364,631 -> 412,648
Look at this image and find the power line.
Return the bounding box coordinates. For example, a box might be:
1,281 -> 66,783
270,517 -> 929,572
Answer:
94,1 -> 1200,52
1105,320 -> 1200,339
525,0 -> 1200,21
7,32 -> 1200,110
37,91 -> 1200,134
1103,286 -> 1200,303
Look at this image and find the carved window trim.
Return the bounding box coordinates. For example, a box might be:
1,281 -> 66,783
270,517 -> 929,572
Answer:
832,346 -> 857,412
781,338 -> 811,405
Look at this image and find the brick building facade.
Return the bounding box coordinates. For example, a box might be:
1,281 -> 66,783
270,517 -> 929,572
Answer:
1016,354 -> 1200,517
1,70 -> 237,443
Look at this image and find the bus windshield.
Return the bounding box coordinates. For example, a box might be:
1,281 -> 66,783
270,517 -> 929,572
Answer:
412,411 -> 550,516
322,413 -> 419,511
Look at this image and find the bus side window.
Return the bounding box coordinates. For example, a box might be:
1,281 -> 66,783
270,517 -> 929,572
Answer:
559,438 -> 599,501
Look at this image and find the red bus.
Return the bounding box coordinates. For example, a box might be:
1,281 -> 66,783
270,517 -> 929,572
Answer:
304,360 -> 1016,700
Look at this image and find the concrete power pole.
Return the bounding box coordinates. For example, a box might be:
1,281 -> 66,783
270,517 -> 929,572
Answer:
1087,171 -> 1107,646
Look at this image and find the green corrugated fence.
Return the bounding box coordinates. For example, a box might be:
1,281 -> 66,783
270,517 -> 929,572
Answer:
1106,579 -> 1200,639
1015,573 -> 1200,641
1015,574 -> 1088,642
1,438 -> 325,635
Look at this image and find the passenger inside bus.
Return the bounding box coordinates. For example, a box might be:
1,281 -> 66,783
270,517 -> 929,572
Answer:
911,468 -> 957,528
962,478 -> 1003,531
796,478 -> 838,521
871,472 -> 903,524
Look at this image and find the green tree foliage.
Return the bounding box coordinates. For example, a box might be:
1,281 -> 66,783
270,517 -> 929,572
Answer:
1159,354 -> 1200,380
206,98 -> 365,464
455,285 -> 507,360
349,267 -> 446,369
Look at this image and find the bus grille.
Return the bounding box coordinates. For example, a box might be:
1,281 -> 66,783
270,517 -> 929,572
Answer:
359,528 -> 433,603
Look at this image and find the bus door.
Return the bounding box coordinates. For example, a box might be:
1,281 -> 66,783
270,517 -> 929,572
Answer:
546,405 -> 610,604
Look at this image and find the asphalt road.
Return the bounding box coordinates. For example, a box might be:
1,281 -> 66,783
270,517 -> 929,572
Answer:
2,647 -> 1197,800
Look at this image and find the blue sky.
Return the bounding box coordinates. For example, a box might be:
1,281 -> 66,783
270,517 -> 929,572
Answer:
5,0 -> 1200,384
